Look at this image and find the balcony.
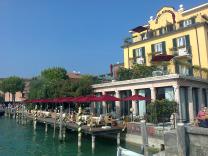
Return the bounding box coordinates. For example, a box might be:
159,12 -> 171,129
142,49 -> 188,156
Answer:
169,46 -> 192,59
129,57 -> 145,66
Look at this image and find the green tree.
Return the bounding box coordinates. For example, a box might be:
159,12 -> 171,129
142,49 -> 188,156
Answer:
41,67 -> 68,81
117,64 -> 157,81
146,99 -> 177,124
117,67 -> 132,80
29,67 -> 95,99
75,75 -> 94,96
0,76 -> 25,103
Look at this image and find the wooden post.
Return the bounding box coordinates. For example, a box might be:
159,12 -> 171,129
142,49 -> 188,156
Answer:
53,108 -> 57,139
92,135 -> 95,153
141,120 -> 148,156
77,106 -> 82,148
176,123 -> 187,156
59,106 -> 63,141
33,105 -> 38,130
63,127 -> 66,140
45,123 -> 48,133
117,133 -> 121,146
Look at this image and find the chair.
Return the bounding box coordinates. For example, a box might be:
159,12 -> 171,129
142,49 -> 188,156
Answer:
104,115 -> 112,126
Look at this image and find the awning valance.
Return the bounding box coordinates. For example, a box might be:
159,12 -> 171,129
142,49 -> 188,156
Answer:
152,54 -> 174,62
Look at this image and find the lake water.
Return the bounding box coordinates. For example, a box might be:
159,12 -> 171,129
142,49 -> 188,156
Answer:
0,116 -> 140,156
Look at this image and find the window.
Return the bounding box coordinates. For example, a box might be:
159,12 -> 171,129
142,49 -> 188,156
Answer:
179,64 -> 189,76
156,87 -> 174,100
133,47 -> 146,64
183,19 -> 192,27
154,42 -> 163,53
159,27 -> 166,35
141,33 -> 148,40
179,17 -> 196,28
177,36 -> 186,48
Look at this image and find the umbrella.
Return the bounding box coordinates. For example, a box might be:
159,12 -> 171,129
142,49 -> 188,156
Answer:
94,94 -> 121,102
122,94 -> 150,101
76,95 -> 97,103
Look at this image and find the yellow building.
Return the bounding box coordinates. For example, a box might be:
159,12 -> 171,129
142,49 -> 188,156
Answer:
123,3 -> 208,79
93,3 -> 208,123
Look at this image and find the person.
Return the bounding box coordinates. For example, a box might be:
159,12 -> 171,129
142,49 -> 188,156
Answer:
197,107 -> 208,128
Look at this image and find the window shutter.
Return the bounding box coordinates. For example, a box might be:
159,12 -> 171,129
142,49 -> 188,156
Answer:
162,41 -> 166,54
188,60 -> 193,76
142,47 -> 146,64
159,28 -> 162,35
179,21 -> 183,28
175,61 -> 179,74
151,44 -> 155,56
191,17 -> 195,24
172,38 -> 177,54
185,35 -> 191,54
133,49 -> 136,63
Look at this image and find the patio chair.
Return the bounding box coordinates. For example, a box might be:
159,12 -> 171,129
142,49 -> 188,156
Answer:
104,115 -> 112,126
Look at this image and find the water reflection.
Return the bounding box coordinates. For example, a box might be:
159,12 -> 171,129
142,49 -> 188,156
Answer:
0,117 -> 139,156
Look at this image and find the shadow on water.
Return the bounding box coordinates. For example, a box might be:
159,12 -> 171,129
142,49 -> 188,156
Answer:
0,117 -> 139,156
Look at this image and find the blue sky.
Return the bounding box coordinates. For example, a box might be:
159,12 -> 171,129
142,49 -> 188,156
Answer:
0,0 -> 207,78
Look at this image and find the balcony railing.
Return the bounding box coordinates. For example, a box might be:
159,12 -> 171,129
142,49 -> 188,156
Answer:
123,21 -> 198,46
169,46 -> 192,58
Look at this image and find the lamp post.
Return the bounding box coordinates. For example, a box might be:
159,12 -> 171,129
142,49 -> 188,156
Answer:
130,107 -> 134,122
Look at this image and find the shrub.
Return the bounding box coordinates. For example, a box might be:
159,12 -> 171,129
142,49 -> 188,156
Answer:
146,99 -> 177,124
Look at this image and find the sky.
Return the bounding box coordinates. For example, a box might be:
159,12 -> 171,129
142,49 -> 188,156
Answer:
0,0 -> 207,78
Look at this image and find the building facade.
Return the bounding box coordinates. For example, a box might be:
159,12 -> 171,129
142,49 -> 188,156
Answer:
124,3 -> 208,79
92,3 -> 208,123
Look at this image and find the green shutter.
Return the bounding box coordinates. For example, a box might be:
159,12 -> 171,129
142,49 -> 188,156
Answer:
188,60 -> 193,76
162,41 -> 166,54
151,44 -> 155,56
172,38 -> 177,55
133,49 -> 136,63
175,61 -> 179,74
179,21 -> 183,28
185,35 -> 191,54
173,38 -> 177,48
191,17 -> 195,24
142,47 -> 146,64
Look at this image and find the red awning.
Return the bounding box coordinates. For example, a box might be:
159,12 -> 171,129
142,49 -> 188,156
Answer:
123,95 -> 150,101
94,94 -> 121,102
152,54 -> 174,62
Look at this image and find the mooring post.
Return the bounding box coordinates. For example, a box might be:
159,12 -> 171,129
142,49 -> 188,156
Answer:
141,120 -> 148,156
176,123 -> 187,156
33,105 -> 38,130
16,106 -> 19,122
13,108 -> 16,119
63,127 -> 66,140
117,133 -> 121,146
92,135 -> 95,153
77,106 -> 83,148
45,123 -> 48,133
53,108 -> 57,138
59,106 -> 63,141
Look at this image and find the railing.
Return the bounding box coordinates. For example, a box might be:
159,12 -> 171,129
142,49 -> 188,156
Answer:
169,46 -> 192,58
123,22 -> 198,45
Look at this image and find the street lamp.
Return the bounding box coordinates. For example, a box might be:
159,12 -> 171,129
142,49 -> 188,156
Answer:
130,107 -> 134,122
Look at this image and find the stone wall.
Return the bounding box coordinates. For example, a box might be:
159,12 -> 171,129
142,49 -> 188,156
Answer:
126,122 -> 165,148
164,125 -> 208,156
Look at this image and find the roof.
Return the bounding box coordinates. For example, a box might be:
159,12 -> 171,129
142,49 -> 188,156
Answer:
182,3 -> 208,15
67,72 -> 81,79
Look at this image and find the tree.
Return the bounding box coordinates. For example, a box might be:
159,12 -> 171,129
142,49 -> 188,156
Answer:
28,67 -> 95,99
146,99 -> 177,124
117,64 -> 157,81
41,67 -> 68,81
0,76 -> 25,103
